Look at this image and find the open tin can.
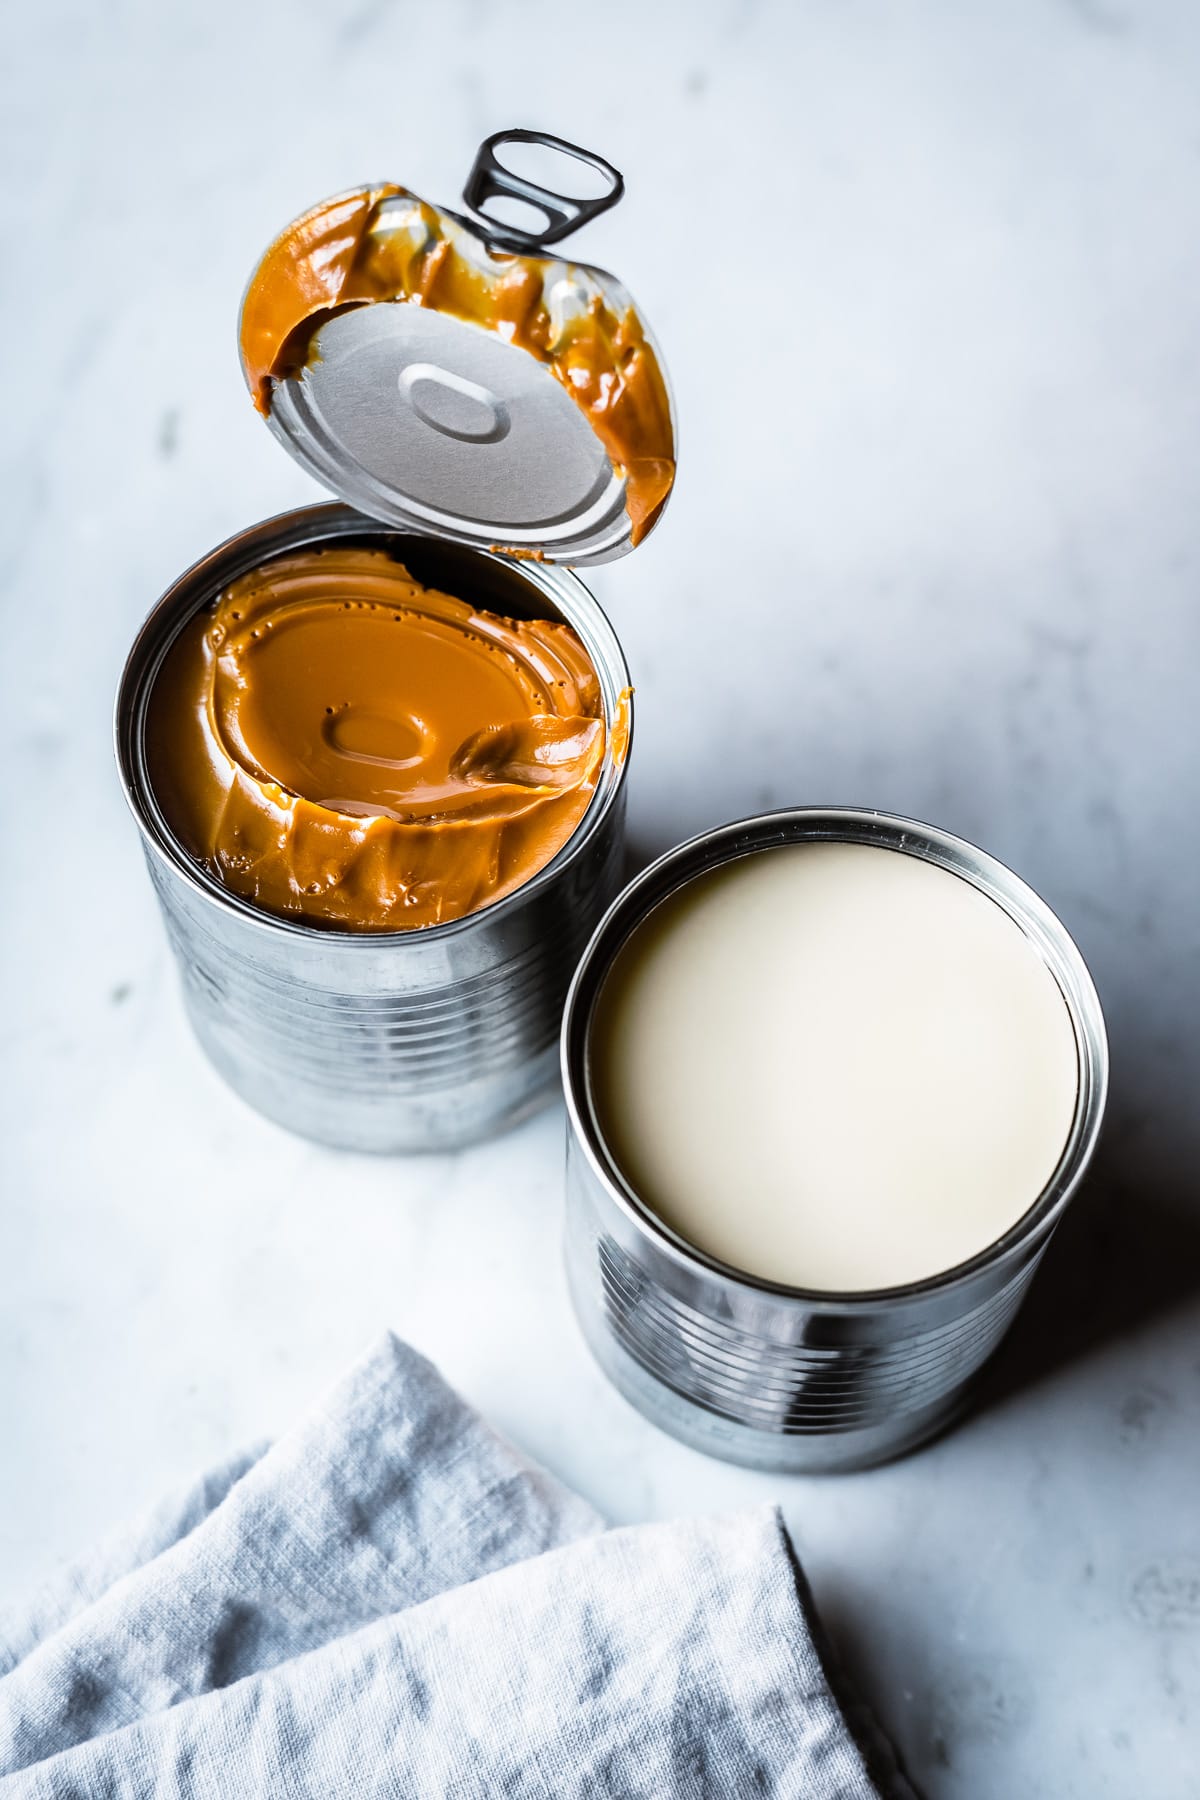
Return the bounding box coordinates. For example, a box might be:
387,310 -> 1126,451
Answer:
118,505 -> 631,1152
115,132 -> 672,1152
562,808 -> 1108,1471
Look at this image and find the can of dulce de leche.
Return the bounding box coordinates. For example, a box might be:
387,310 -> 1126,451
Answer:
115,133 -> 674,1152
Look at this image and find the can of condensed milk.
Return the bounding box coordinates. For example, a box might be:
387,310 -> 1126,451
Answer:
561,808 -> 1108,1471
115,132 -> 672,1151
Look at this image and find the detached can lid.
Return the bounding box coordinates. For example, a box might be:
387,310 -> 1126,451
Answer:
239,131 -> 676,566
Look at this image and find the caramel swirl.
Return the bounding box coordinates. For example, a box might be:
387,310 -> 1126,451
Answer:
147,547 -> 606,930
239,187 -> 675,546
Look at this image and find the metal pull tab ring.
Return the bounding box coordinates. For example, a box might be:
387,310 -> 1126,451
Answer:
461,129 -> 624,252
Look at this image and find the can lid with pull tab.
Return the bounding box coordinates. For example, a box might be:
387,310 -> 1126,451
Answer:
239,131 -> 676,566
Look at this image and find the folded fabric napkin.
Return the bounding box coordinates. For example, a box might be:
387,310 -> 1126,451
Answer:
0,1335 -> 911,1798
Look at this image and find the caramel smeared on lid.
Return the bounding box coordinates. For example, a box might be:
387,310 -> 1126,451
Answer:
240,188 -> 675,547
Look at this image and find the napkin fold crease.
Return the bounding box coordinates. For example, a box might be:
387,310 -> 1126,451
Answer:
0,1335 -> 910,1798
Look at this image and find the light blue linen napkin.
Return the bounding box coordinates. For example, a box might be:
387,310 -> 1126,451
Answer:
0,1334 -> 909,1797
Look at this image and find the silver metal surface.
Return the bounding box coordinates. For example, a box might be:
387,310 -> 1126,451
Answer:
269,307 -> 631,564
116,502 -> 631,1153
561,808 -> 1109,1472
254,190 -> 673,567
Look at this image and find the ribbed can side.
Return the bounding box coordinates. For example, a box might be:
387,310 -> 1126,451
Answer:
594,1229 -> 1037,1433
117,504 -> 633,1154
564,1133 -> 1044,1471
147,787 -> 626,1151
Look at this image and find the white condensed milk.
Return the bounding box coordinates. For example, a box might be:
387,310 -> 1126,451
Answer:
589,840 -> 1080,1292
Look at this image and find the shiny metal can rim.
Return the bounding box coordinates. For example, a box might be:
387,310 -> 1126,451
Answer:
561,805 -> 1109,1312
114,500 -> 633,949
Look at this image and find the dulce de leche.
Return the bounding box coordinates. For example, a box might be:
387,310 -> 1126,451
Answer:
239,187 -> 675,546
147,547 -> 608,930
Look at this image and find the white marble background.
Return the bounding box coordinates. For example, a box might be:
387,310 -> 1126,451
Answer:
4,1 -> 1200,1793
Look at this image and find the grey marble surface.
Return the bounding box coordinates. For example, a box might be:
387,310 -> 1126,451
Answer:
3,1 -> 1199,1794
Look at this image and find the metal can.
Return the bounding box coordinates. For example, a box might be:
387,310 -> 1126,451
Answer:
117,502 -> 631,1153
561,807 -> 1108,1472
116,132 -> 673,1151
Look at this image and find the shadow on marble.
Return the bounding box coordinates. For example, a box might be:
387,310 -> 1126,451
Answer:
973,1110 -> 1200,1418
621,825 -> 685,883
807,1578 -> 932,1800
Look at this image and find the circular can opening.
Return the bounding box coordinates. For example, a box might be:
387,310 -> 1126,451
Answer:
116,503 -> 633,946
563,807 -> 1109,1307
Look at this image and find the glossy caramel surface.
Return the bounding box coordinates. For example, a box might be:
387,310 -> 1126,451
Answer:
147,547 -> 606,930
